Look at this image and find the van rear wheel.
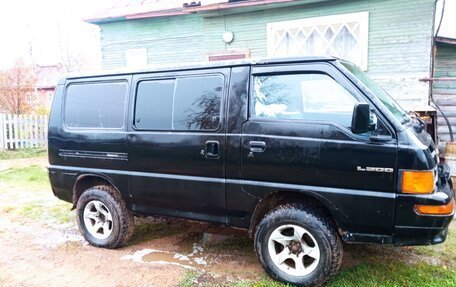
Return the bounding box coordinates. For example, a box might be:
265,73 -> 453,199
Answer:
76,185 -> 134,249
254,204 -> 342,286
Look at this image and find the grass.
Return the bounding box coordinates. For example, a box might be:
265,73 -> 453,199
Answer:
415,222 -> 456,268
15,202 -> 73,224
326,262 -> 456,287
0,165 -> 49,187
0,148 -> 47,160
233,262 -> 456,287
0,164 -> 73,223
233,277 -> 290,287
179,271 -> 199,287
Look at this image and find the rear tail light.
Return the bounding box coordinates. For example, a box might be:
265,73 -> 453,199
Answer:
401,170 -> 435,194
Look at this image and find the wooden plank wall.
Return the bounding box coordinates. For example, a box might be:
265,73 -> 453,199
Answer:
434,44 -> 456,143
98,0 -> 435,109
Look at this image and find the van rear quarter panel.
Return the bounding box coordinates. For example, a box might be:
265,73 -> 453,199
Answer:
48,76 -> 132,205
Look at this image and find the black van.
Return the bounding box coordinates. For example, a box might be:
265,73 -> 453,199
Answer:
48,57 -> 454,286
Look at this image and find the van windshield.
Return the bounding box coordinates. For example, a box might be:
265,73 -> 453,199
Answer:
341,62 -> 410,125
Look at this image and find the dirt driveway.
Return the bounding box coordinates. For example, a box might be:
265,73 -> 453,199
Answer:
0,158 -> 266,287
0,216 -> 265,287
0,158 -> 454,287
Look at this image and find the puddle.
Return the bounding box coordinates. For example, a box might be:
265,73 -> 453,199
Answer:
121,231 -> 247,269
122,243 -> 207,269
34,228 -> 84,248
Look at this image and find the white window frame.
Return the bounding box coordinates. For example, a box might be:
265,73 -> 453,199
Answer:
267,11 -> 369,70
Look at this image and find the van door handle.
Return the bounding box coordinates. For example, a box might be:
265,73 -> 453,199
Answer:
249,141 -> 266,153
205,140 -> 219,158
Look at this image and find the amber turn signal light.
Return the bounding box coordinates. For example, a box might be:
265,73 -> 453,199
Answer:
415,199 -> 455,216
401,170 -> 434,194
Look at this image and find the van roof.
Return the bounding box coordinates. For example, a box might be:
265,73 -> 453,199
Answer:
64,56 -> 337,81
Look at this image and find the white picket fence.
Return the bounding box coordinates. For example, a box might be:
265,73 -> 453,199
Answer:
0,114 -> 48,150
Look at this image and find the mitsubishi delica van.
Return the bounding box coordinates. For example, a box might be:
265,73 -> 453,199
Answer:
48,57 -> 454,286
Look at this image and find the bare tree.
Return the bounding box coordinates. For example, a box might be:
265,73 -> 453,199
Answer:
58,52 -> 88,73
0,60 -> 36,114
56,22 -> 89,73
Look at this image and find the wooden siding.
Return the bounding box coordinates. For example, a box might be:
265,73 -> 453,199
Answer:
434,44 -> 456,142
98,0 -> 435,108
100,15 -> 205,67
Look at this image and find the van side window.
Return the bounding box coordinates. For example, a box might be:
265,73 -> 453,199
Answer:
134,75 -> 223,131
65,82 -> 127,129
252,73 -> 358,128
135,79 -> 175,130
173,76 -> 223,130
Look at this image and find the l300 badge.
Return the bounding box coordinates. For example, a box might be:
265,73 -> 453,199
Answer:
357,166 -> 394,173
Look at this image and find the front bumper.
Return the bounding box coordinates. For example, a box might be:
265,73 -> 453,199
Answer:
394,225 -> 449,246
394,163 -> 454,246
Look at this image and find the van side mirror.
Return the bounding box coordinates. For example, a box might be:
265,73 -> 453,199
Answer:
351,103 -> 370,134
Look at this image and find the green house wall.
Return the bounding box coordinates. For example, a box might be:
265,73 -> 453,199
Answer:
434,44 -> 456,142
98,0 -> 436,108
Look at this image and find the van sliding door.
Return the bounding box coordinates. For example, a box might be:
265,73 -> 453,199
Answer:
126,68 -> 230,224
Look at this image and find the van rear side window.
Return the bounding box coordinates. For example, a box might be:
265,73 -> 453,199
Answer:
134,75 -> 223,131
64,82 -> 127,129
65,82 -> 127,129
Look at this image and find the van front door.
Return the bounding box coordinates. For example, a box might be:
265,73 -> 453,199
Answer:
127,68 -> 230,224
241,63 -> 397,236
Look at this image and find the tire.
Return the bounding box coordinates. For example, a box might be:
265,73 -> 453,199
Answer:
76,185 -> 134,249
254,204 -> 342,287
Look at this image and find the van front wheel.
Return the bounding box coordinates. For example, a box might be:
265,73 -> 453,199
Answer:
254,204 -> 342,286
76,185 -> 134,249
